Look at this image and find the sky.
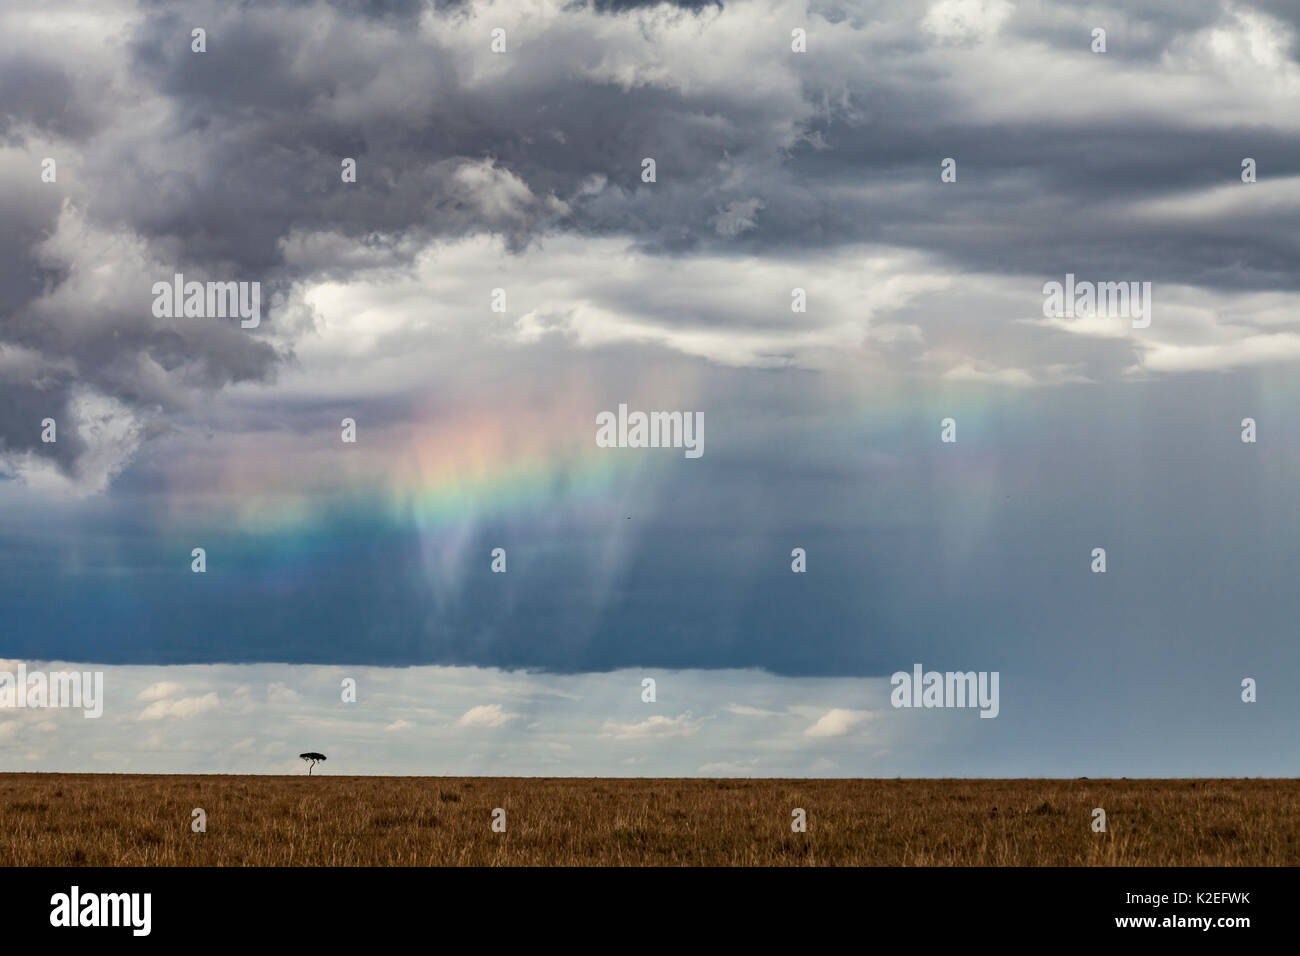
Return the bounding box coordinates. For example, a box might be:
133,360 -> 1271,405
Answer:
0,0 -> 1298,776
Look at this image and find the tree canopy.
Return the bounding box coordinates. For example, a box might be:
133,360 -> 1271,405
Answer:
299,752 -> 327,774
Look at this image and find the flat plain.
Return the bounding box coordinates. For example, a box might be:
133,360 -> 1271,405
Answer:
0,774 -> 1295,866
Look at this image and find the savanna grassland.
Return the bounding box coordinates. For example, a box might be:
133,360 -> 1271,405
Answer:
0,774 -> 1295,866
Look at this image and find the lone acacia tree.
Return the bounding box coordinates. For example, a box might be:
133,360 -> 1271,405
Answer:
299,752 -> 327,774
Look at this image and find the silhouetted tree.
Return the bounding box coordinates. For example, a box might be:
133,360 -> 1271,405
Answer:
299,752 -> 327,774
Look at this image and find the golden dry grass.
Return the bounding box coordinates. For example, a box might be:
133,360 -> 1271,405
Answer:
0,774 -> 1295,866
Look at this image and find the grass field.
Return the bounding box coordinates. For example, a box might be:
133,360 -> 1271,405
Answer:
1,774 -> 1295,866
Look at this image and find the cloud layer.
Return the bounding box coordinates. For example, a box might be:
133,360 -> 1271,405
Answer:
1,0 -> 1297,774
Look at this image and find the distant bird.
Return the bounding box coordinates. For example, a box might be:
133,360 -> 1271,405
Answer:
299,752 -> 327,775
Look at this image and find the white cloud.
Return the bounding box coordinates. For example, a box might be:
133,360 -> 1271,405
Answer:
1138,333 -> 1300,373
804,708 -> 873,738
446,157 -> 568,228
724,703 -> 787,718
138,693 -> 220,722
922,0 -> 1013,44
136,681 -> 182,702
601,711 -> 703,740
267,682 -> 301,704
455,704 -> 518,728
0,664 -> 906,776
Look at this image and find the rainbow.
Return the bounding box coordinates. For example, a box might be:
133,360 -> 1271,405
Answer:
168,398 -> 672,551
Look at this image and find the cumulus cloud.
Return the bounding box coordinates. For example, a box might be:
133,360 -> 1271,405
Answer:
267,682 -> 302,704
138,693 -> 220,721
804,709 -> 873,738
136,681 -> 183,702
601,712 -> 703,740
3,0 -> 1299,492
921,0 -> 1013,43
455,704 -> 518,728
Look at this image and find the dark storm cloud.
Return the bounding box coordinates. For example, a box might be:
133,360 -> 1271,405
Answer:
0,54 -> 97,141
2,0 -> 1298,471
114,0 -> 1300,282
